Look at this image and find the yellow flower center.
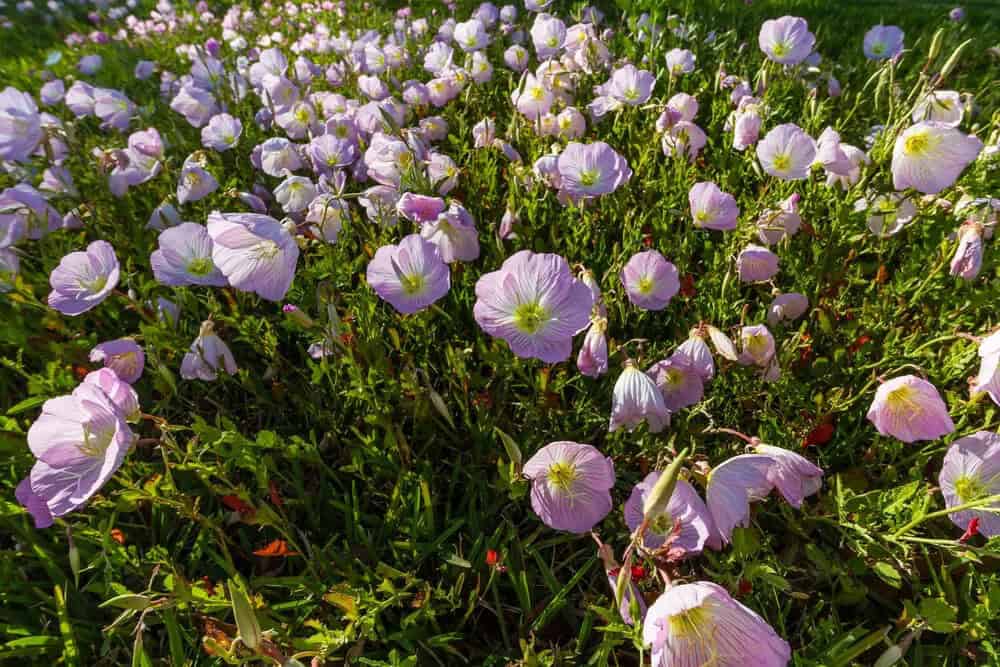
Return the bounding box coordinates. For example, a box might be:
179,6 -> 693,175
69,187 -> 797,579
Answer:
954,475 -> 986,504
772,42 -> 789,58
669,605 -> 711,638
903,131 -> 936,157
650,511 -> 675,535
187,257 -> 214,276
772,153 -> 791,172
637,275 -> 655,295
579,169 -> 599,187
547,461 -> 578,493
513,302 -> 549,334
399,272 -> 425,295
78,423 -> 114,458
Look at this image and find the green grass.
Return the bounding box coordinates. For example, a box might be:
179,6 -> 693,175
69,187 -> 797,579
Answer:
2,0 -> 1000,665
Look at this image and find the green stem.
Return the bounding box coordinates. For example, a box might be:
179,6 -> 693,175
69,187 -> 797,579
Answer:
892,493 -> 1000,538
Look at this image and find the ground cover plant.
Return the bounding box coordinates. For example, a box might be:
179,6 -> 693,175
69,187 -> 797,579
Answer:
2,0 -> 1000,664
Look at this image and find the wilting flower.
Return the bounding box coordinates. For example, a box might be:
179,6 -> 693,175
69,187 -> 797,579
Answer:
705,454 -> 775,542
863,25 -> 904,60
652,339 -> 707,400
577,317 -> 609,378
474,250 -> 592,363
90,339 -> 144,383
522,441 -> 615,533
972,330 -> 1000,406
758,15 -> 815,65
867,375 -> 955,443
643,582 -> 791,667
621,250 -> 680,310
207,212 -> 299,301
0,86 -> 43,162
689,181 -> 739,231
665,48 -> 696,76
557,141 -> 632,199
625,475 -> 715,553
367,234 -> 450,314
911,91 -> 964,127
814,127 -> 854,176
737,244 -> 779,282
597,543 -> 647,626
757,194 -> 801,244
767,293 -> 809,327
950,222 -> 984,279
754,443 -> 823,508
739,325 -> 776,367
891,122 -> 982,194
201,113 -> 243,151
757,123 -> 816,180
47,240 -> 119,316
180,320 -> 238,381
151,222 -> 228,287
676,331 -> 716,381
16,379 -> 136,528
610,362 -> 670,433
939,431 -> 1000,537
826,144 -> 869,189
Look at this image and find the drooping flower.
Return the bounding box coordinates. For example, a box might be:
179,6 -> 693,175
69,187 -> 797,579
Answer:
689,181 -> 739,231
737,245 -> 780,282
676,331 -> 716,381
705,454 -> 776,542
151,222 -> 228,287
648,354 -> 704,412
474,250 -> 593,363
758,15 -> 815,65
938,431 -> 1000,537
207,212 -> 299,301
1,183 -> 63,247
47,240 -> 119,316
863,25 -> 904,60
621,250 -> 680,311
82,368 -> 139,422
90,339 -> 144,384
757,123 -> 816,180
366,234 -> 451,314
522,441 -> 615,533
625,475 -> 715,554
754,443 -> 823,508
643,582 -> 791,667
867,375 -> 955,443
597,543 -> 647,626
950,222 -> 984,279
556,141 -> 632,199
397,193 -> 446,224
16,380 -> 136,528
577,317 -> 609,378
911,91 -> 964,127
767,293 -> 809,327
891,122 -> 982,194
180,320 -> 238,381
609,362 -> 671,433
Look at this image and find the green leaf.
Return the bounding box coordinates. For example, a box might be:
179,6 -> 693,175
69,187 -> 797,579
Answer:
873,562 -> 903,589
6,395 -> 47,416
919,597 -> 958,633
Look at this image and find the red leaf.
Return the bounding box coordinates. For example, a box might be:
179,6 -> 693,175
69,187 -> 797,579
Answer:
253,539 -> 299,557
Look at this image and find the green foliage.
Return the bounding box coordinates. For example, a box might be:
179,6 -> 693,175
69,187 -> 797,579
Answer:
2,0 -> 1000,665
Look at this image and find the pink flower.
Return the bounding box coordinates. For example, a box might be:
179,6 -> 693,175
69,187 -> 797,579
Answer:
621,250 -> 680,310
867,375 -> 955,443
523,442 -> 614,533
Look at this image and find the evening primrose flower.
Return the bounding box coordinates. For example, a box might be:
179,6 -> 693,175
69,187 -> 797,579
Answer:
939,431 -> 1000,537
739,325 -> 776,367
767,292 -> 809,327
180,320 -> 238,381
676,331 -> 716,381
90,338 -> 144,384
661,121 -> 707,161
972,331 -> 1000,406
200,113 -> 242,151
274,176 -> 317,214
867,375 -> 955,443
151,222 -> 228,287
609,362 -> 670,433
0,86 -> 43,162
689,181 -> 739,231
557,141 -> 632,199
665,48 -> 696,76
648,354 -> 704,412
177,155 -> 219,204
950,222 -> 984,279
624,475 -> 715,553
530,13 -> 566,61
757,123 -> 816,180
207,212 -> 299,302
754,443 -> 823,508
911,91 -> 964,127
737,244 -> 780,282
474,250 -> 593,363
522,441 -> 615,533
512,73 -> 554,120
705,454 -> 776,542
420,202 -> 480,263
16,380 -> 136,528
758,15 -> 815,65
891,122 -> 982,194
757,194 -> 801,244
863,25 -> 904,60
643,582 -> 791,667
305,194 -> 349,243
577,316 -> 609,378
47,240 -> 119,316
600,64 -> 656,105
861,192 -> 917,237
366,234 -> 450,314
621,250 -> 680,311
